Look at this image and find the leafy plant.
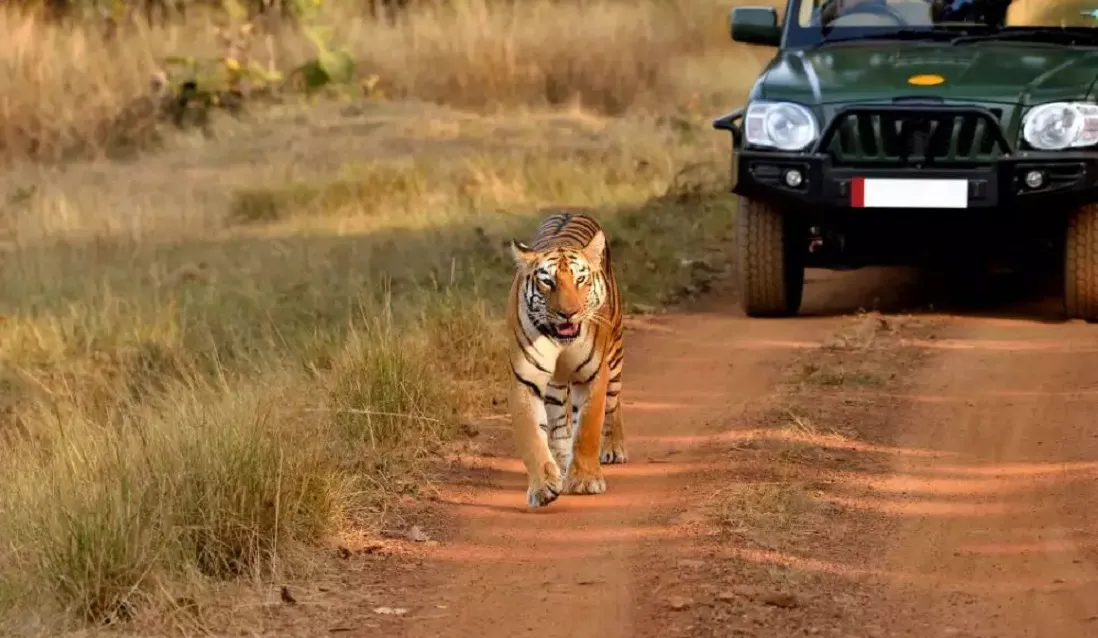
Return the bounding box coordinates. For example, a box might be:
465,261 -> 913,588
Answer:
157,19 -> 283,129
296,25 -> 356,93
289,0 -> 359,95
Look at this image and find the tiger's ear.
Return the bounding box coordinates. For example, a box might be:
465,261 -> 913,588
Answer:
510,239 -> 538,269
582,230 -> 606,271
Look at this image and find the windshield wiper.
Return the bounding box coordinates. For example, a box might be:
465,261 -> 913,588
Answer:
951,28 -> 1098,46
820,28 -> 970,45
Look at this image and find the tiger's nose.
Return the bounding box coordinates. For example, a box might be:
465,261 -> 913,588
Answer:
557,309 -> 579,320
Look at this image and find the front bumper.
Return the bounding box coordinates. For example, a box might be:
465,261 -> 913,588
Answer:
714,104 -> 1098,213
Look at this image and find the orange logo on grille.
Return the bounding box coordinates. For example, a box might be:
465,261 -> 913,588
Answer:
908,73 -> 945,86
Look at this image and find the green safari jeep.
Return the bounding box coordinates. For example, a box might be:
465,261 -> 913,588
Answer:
716,0 -> 1098,321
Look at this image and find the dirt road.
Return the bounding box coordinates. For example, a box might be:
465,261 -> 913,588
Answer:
272,267 -> 1098,638
402,281 -> 853,638
873,310 -> 1098,636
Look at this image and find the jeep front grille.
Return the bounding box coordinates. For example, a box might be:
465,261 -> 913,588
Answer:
818,106 -> 1010,168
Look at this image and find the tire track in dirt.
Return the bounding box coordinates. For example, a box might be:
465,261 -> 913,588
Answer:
863,311 -> 1098,637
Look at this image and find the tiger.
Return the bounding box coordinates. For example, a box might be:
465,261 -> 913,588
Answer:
506,211 -> 627,509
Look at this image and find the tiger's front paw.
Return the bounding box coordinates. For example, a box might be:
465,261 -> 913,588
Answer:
565,465 -> 607,495
600,437 -> 628,464
527,460 -> 564,509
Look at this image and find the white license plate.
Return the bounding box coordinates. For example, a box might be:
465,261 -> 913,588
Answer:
850,177 -> 969,209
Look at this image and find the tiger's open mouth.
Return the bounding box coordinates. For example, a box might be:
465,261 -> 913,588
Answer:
552,321 -> 580,340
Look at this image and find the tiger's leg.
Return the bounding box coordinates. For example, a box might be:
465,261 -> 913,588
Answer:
544,382 -> 574,480
565,363 -> 609,495
600,353 -> 627,464
600,392 -> 627,464
509,370 -> 564,509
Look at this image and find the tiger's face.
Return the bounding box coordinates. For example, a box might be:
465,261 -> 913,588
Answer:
510,232 -> 606,342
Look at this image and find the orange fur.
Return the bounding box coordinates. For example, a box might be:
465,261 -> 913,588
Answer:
506,212 -> 626,508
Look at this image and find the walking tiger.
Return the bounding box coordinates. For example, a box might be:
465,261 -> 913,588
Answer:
506,211 -> 627,509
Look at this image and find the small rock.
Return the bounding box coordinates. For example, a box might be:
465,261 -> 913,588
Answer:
761,592 -> 798,609
372,606 -> 409,616
677,559 -> 706,569
667,596 -> 693,611
405,525 -> 430,542
336,546 -> 352,559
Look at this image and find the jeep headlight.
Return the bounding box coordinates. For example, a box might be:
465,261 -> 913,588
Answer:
1022,101 -> 1098,150
744,101 -> 819,151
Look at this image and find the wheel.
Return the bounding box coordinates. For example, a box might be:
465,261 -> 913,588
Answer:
1064,203 -> 1098,322
736,195 -> 805,317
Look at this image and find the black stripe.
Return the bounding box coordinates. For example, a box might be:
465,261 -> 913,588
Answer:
519,341 -> 551,374
606,389 -> 620,397
530,212 -> 603,251
572,341 -> 596,378
515,319 -> 536,350
608,348 -> 624,370
609,372 -> 622,383
548,213 -> 572,236
512,318 -> 552,374
511,365 -> 544,399
545,395 -> 565,406
523,349 -> 550,374
579,365 -> 600,386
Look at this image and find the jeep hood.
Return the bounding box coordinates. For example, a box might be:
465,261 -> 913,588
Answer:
756,43 -> 1098,106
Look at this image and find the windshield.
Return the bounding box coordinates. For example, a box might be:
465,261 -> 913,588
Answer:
788,0 -> 1098,46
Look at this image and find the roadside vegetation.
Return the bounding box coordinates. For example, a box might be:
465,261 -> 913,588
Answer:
0,0 -> 777,633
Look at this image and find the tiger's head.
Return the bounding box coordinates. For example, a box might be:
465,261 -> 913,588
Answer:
509,231 -> 607,342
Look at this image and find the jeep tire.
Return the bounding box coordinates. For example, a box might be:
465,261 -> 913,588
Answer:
1064,203 -> 1098,322
736,195 -> 805,317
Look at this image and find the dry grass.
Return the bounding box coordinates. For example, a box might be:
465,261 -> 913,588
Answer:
798,363 -> 888,387
712,481 -> 809,538
0,0 -> 782,632
0,0 -> 772,164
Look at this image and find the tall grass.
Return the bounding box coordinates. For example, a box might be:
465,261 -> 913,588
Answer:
0,0 -> 751,163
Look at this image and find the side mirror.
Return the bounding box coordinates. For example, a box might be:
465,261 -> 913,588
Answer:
730,6 -> 781,47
